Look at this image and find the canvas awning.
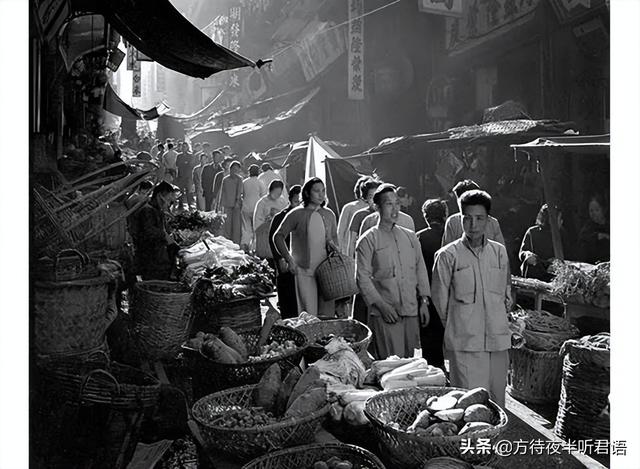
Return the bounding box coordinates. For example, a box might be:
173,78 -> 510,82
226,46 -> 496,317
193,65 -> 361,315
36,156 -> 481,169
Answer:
73,0 -> 256,78
103,84 -> 170,120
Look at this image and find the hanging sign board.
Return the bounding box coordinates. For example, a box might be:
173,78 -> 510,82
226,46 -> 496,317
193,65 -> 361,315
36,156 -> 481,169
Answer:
348,0 -> 364,100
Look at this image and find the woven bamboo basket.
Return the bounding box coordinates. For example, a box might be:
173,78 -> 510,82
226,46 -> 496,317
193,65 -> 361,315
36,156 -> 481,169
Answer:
33,274 -> 111,355
423,456 -> 476,468
507,346 -> 563,404
192,296 -> 262,334
183,325 -> 307,398
554,335 -> 610,441
364,387 -> 508,468
34,248 -> 99,282
241,443 -> 386,469
297,319 -> 372,363
192,384 -> 330,461
130,281 -> 193,361
315,251 -> 358,301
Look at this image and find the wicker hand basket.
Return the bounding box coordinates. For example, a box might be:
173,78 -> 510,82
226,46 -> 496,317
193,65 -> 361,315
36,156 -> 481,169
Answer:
364,387 -> 508,468
297,319 -> 372,363
315,251 -> 358,301
183,325 -> 307,398
192,384 -> 330,461
35,249 -> 99,282
130,281 -> 193,361
241,443 -> 386,469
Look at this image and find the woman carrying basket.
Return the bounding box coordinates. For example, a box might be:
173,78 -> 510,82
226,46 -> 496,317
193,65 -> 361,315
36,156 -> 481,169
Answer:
273,177 -> 339,319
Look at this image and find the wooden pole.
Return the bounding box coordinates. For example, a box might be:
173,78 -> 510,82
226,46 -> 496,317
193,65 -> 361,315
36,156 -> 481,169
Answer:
538,153 -> 564,260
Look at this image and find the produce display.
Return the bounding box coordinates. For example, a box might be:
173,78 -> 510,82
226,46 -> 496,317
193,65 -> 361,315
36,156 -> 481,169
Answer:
316,333 -> 356,347
379,387 -> 499,437
312,456 -> 373,469
509,309 -> 580,351
157,437 -> 198,469
364,356 -> 446,390
247,340 -> 298,362
279,311 -> 322,328
169,210 -> 225,233
550,260 -> 610,307
207,407 -> 278,428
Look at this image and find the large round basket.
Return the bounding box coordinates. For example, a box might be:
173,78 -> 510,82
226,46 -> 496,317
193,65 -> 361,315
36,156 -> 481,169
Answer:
34,249 -> 100,282
191,296 -> 262,334
192,384 -> 330,461
554,336 -> 610,441
315,252 -> 358,301
297,319 -> 372,363
241,442 -> 386,469
33,275 -> 111,355
507,346 -> 563,404
364,387 -> 508,468
130,281 -> 193,360
183,325 -> 307,398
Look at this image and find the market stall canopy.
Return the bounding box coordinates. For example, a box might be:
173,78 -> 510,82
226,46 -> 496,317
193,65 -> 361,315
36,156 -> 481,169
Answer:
103,83 -> 170,120
58,14 -> 106,71
73,0 -> 256,78
510,134 -> 610,155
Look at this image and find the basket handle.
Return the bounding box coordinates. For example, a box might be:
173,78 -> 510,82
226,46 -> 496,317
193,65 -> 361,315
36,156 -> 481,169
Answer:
80,368 -> 121,400
84,349 -> 111,367
54,249 -> 88,272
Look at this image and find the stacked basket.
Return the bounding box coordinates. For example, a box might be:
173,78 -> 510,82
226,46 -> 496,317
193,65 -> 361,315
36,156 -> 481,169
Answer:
554,333 -> 610,441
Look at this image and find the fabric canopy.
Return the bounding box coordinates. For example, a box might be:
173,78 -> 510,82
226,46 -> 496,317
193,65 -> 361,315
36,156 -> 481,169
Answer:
510,134 -> 610,155
103,84 -> 169,120
77,0 -> 256,78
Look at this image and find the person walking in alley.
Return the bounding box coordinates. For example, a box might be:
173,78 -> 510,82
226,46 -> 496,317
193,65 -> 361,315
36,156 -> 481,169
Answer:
431,190 -> 512,407
192,145 -> 206,210
161,142 -> 178,182
241,164 -> 267,250
176,142 -> 195,209
259,163 -> 287,201
254,180 -> 288,259
355,184 -> 431,359
220,161 -> 244,245
441,179 -> 505,247
269,185 -> 302,319
212,156 -> 233,211
274,177 -> 339,318
337,176 -> 369,255
200,149 -> 218,211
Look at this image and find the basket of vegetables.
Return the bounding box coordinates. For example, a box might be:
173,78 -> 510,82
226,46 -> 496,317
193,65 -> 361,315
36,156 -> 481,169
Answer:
182,324 -> 308,397
192,363 -> 330,461
297,320 -> 372,363
241,443 -> 386,469
364,387 -> 508,468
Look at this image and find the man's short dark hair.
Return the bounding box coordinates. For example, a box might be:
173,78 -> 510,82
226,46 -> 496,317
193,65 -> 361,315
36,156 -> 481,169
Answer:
249,164 -> 260,177
268,179 -> 284,193
152,181 -> 175,198
157,143 -> 165,150
261,163 -> 272,172
212,150 -> 222,158
167,143 -> 174,150
422,199 -> 448,222
373,183 -> 396,206
452,179 -> 480,198
460,189 -> 492,214
289,184 -> 302,200
360,179 -> 382,199
353,176 -> 369,199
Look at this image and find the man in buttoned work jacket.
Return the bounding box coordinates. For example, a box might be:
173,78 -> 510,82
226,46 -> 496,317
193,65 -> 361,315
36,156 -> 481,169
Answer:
431,189 -> 512,407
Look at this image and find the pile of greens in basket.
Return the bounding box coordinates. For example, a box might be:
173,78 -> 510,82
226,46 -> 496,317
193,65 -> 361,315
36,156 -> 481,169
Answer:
169,210 -> 225,231
192,260 -> 275,309
549,260 -> 610,308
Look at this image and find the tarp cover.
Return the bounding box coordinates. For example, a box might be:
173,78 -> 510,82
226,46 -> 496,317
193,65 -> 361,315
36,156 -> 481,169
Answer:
85,0 -> 255,78
103,84 -> 169,120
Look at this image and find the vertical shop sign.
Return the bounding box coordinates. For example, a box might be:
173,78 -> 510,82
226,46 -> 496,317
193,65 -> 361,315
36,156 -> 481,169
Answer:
227,6 -> 242,90
155,64 -> 166,93
127,44 -> 135,70
132,59 -> 141,97
348,0 -> 364,100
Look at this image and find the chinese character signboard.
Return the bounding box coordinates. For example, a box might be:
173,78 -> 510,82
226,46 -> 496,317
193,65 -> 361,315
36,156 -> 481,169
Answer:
348,0 -> 364,100
296,22 -> 346,82
227,6 -> 242,91
418,0 -> 463,17
132,60 -> 141,97
155,64 -> 165,93
127,44 -> 135,70
445,0 -> 540,54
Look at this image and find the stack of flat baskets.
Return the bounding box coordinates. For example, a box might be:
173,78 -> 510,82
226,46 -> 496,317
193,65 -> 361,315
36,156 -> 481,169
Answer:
315,251 -> 358,301
130,281 -> 193,361
240,443 -> 386,469
554,333 -> 610,441
507,310 -> 580,404
192,384 -> 330,462
32,162 -> 153,257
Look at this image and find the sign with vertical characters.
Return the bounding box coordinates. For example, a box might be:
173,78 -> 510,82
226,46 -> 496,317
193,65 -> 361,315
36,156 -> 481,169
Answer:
348,0 -> 364,100
227,6 -> 242,90
127,44 -> 135,70
132,59 -> 141,97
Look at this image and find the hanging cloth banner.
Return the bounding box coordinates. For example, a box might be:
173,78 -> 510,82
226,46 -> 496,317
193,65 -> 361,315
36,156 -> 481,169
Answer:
103,83 -> 170,120
348,0 -> 364,100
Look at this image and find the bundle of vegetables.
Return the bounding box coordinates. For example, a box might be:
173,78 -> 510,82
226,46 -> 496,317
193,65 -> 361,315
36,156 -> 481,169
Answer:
191,259 -> 274,307
248,339 -> 298,362
380,388 -> 498,437
364,356 -> 446,389
169,210 -> 225,233
327,387 -> 379,427
509,309 -> 580,351
550,260 -> 610,307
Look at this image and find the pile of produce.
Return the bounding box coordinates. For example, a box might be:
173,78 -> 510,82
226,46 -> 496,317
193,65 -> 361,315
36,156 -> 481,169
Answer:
327,387 -> 379,427
198,362 -> 329,428
364,356 -> 446,390
157,437 -> 198,469
191,257 -> 274,306
312,457 -> 372,469
550,260 -> 610,308
316,333 -> 357,347
279,311 -> 322,328
312,338 -> 367,388
248,340 -> 298,362
379,388 -> 499,437
169,210 -> 225,233
509,309 -> 580,352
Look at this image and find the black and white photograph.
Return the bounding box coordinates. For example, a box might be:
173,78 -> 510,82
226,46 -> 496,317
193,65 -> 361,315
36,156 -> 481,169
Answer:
2,0 -> 639,468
